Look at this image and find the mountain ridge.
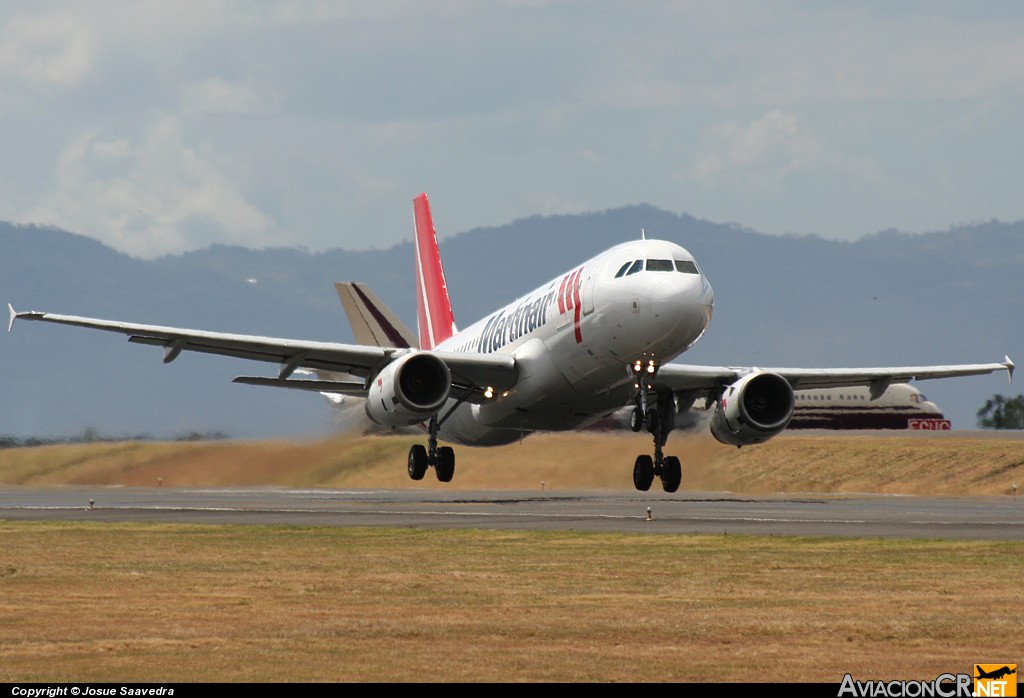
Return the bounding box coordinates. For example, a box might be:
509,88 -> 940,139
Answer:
2,208 -> 1019,439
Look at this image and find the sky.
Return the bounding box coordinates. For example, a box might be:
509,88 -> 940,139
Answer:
2,1 -> 1024,258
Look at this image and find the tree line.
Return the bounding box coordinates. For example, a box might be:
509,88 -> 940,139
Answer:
976,394 -> 1024,429
0,428 -> 229,450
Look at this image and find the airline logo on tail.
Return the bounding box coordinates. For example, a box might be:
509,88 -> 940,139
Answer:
413,193 -> 457,350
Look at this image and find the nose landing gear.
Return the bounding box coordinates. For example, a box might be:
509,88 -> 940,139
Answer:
628,359 -> 682,493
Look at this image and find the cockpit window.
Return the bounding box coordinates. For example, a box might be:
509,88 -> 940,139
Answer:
618,258 -> 694,277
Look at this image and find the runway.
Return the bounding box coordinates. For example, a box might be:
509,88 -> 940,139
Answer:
2,487 -> 1023,539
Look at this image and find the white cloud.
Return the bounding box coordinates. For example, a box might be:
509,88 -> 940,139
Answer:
0,12 -> 94,87
179,77 -> 276,115
694,111 -> 822,190
582,60 -> 687,110
26,118 -> 277,258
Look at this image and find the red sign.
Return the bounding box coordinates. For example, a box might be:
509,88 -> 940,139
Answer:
908,419 -> 951,430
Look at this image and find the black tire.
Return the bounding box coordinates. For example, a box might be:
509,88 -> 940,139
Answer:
408,444 -> 428,481
661,455 -> 682,493
629,407 -> 643,432
646,408 -> 659,434
633,454 -> 654,491
435,446 -> 456,483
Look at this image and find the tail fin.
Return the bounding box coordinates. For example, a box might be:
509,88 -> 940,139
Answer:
413,193 -> 457,349
335,282 -> 418,349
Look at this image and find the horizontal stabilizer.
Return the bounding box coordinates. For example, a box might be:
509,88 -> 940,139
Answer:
232,376 -> 367,395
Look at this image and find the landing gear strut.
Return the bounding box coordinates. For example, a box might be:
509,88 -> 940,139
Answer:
629,361 -> 683,493
408,415 -> 456,483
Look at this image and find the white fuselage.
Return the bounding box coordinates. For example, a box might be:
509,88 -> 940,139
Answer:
788,383 -> 948,429
432,239 -> 715,445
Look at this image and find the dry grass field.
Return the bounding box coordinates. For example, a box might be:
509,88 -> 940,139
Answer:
1,430 -> 1021,495
1,431 -> 1022,682
1,523 -> 1021,682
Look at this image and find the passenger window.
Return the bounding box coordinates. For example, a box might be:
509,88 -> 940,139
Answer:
625,260 -> 643,276
675,260 -> 699,274
614,262 -> 631,278
646,259 -> 674,272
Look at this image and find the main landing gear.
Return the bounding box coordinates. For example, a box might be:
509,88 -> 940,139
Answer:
408,415 -> 455,482
628,360 -> 682,493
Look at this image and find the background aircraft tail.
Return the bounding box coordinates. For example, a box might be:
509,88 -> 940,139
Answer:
413,193 -> 457,349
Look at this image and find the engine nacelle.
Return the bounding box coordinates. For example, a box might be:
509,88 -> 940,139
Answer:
710,371 -> 794,447
364,352 -> 451,427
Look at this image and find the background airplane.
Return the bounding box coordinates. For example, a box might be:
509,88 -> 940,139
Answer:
7,194 -> 1013,492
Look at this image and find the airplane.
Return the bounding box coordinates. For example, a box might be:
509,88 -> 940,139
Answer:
332,283 -> 954,432
6,193 -> 1015,492
788,384 -> 950,430
975,666 -> 1016,681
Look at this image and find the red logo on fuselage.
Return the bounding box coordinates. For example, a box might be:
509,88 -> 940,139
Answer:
558,268 -> 585,343
908,419 -> 951,430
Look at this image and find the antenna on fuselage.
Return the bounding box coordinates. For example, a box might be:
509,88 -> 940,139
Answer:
641,228 -> 646,240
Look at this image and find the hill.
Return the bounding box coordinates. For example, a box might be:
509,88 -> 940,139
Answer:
1,431 -> 1021,496
1,211 -> 1020,439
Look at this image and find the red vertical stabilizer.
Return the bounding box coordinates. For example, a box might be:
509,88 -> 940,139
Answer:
413,193 -> 457,349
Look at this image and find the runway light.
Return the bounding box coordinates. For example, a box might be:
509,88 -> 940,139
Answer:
646,507 -> 653,521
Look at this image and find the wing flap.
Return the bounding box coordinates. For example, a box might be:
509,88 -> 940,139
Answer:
232,376 -> 368,394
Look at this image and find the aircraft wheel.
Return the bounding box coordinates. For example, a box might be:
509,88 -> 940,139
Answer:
629,407 -> 643,432
435,446 -> 456,483
633,454 -> 654,491
661,455 -> 682,493
646,408 -> 659,434
408,444 -> 428,481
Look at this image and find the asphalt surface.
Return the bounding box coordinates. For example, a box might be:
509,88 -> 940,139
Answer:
2,486 -> 1024,539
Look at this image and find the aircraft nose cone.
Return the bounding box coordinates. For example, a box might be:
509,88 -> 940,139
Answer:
651,272 -> 713,317
612,272 -> 714,357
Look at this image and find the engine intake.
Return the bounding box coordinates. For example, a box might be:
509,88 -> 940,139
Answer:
364,352 -> 452,427
710,371 -> 794,446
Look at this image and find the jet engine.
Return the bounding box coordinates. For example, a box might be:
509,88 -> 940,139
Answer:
710,371 -> 794,446
364,352 -> 452,427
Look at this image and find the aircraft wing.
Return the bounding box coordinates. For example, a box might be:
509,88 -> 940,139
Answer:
7,306 -> 517,395
654,358 -> 1014,398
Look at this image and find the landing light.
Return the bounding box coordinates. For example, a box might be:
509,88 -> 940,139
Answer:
633,361 -> 643,372
483,386 -> 494,399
